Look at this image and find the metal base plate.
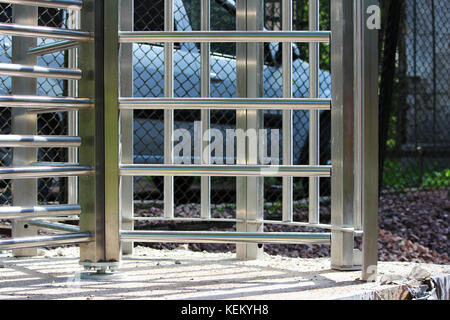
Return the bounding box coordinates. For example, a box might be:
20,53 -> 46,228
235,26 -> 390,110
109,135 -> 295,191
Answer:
79,271 -> 126,281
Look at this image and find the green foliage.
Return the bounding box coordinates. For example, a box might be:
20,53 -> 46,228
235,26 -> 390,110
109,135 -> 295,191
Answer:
383,159 -> 450,191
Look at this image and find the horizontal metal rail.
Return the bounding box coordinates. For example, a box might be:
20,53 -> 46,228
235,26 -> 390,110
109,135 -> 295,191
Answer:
0,232 -> 93,250
0,95 -> 93,109
0,135 -> 81,147
28,220 -> 80,233
0,63 -> 82,80
128,217 -> 360,234
0,23 -> 91,41
0,165 -> 93,179
119,31 -> 330,43
119,97 -> 331,110
4,0 -> 83,10
120,165 -> 331,177
0,204 -> 81,219
121,230 -> 331,244
27,40 -> 78,56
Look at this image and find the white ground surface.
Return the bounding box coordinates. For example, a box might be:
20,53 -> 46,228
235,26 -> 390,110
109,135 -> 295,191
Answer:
0,246 -> 449,300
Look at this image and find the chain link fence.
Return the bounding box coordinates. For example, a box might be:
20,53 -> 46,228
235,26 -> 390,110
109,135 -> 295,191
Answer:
380,0 -> 449,198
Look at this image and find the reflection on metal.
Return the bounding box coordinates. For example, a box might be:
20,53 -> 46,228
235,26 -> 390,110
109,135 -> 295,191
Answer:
0,204 -> 81,219
119,98 -> 331,110
119,31 -> 331,43
27,40 -> 78,56
0,22 -> 92,41
28,220 -> 80,233
0,63 -> 82,79
119,164 -> 331,177
0,233 -> 93,250
0,95 -> 93,108
0,135 -> 81,147
121,231 -> 331,245
0,165 -> 93,179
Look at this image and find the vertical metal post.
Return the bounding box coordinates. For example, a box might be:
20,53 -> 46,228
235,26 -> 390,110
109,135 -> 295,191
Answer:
164,0 -> 174,219
79,0 -> 120,267
11,4 -> 38,257
68,7 -> 79,205
119,0 -> 134,255
330,0 -> 355,270
236,0 -> 264,260
360,0 -> 379,281
281,0 -> 293,223
200,0 -> 211,219
308,0 -> 320,224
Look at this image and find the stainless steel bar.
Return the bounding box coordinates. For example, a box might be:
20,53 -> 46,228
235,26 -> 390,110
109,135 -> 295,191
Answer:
0,165 -> 93,179
119,31 -> 331,43
200,0 -> 211,220
103,0 -> 120,263
127,216 -> 362,235
120,165 -> 331,177
119,97 -> 331,110
5,0 -> 83,10
0,95 -> 92,108
0,233 -> 93,250
330,0 -> 356,271
308,0 -> 320,224
235,0 -> 247,261
67,7 -> 79,205
121,230 -> 331,245
0,204 -> 81,219
119,0 -> 134,255
11,3 -> 37,257
0,134 -> 81,147
244,0 -> 264,260
282,0 -> 293,223
0,63 -> 82,80
27,40 -> 78,56
27,220 -> 80,233
164,0 -> 174,219
78,0 -> 98,264
360,0 -> 379,282
0,22 -> 92,41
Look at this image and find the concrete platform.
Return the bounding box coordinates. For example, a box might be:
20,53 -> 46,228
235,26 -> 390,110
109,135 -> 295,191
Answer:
0,246 -> 449,300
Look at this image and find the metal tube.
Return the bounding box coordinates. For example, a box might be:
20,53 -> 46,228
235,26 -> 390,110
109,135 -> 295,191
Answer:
119,164 -> 331,177
0,95 -> 92,108
282,0 -> 293,223
0,134 -> 81,147
27,220 -> 80,233
0,232 -> 93,250
164,0 -> 174,219
0,165 -> 93,179
11,3 -> 38,257
0,204 -> 81,219
5,0 -> 83,10
330,0 -> 355,271
360,0 -> 379,281
119,0 -> 134,255
0,22 -> 92,41
119,31 -> 330,43
308,0 -> 320,224
27,40 -> 78,56
119,97 -> 331,110
121,230 -> 331,245
0,63 -> 82,80
200,0 -> 211,220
